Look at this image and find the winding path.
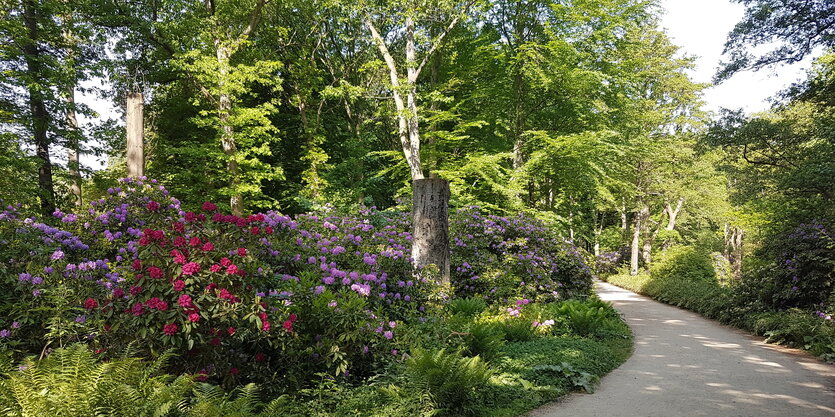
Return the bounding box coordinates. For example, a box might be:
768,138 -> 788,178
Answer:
529,281 -> 835,417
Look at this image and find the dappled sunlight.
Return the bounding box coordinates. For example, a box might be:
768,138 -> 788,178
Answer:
533,282 -> 835,417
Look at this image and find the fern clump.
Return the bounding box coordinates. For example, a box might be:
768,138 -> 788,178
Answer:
405,348 -> 492,416
0,344 -> 191,417
550,300 -> 616,337
447,297 -> 488,317
461,322 -> 505,361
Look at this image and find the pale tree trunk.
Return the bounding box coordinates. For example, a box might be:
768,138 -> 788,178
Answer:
363,8 -> 467,282
630,210 -> 642,276
665,198 -> 684,231
724,225 -> 744,280
215,42 -> 243,216
639,205 -> 657,265
619,204 -> 631,260
512,69 -> 525,171
412,178 -> 451,284
126,93 -> 145,178
568,196 -> 575,243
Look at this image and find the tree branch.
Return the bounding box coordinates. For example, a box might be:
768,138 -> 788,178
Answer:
414,1 -> 474,80
241,0 -> 268,39
363,16 -> 401,89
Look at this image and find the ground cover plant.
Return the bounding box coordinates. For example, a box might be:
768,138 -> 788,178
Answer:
0,178 -> 631,416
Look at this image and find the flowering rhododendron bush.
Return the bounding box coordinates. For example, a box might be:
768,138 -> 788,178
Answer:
0,178 -> 593,387
450,208 -> 593,303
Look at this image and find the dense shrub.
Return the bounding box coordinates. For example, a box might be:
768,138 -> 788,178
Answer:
594,251 -> 622,275
649,245 -> 716,282
770,222 -> 835,309
450,208 -> 594,303
0,179 -> 431,386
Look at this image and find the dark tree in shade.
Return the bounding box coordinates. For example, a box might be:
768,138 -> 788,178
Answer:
716,0 -> 835,82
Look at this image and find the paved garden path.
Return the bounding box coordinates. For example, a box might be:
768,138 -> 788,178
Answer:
529,281 -> 835,417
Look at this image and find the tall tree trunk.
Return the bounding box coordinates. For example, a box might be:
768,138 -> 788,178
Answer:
412,179 -> 450,284
62,16 -> 82,208
22,0 -> 55,218
665,198 -> 684,231
512,70 -> 525,171
65,87 -> 81,208
619,204 -> 631,259
215,42 -> 243,216
593,210 -> 604,257
126,93 -> 145,178
404,15 -> 424,180
639,206 -> 655,265
630,210 -> 642,276
724,225 -> 744,280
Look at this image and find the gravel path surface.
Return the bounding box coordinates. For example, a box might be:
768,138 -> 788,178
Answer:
528,281 -> 835,417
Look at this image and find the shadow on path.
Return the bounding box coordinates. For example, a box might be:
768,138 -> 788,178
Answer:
528,281 -> 835,417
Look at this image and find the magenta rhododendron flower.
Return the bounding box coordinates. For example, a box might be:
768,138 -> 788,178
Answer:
131,302 -> 145,316
202,242 -> 214,252
182,262 -> 200,275
201,201 -> 217,212
163,323 -> 178,335
188,313 -> 200,322
148,266 -> 164,279
172,280 -> 186,291
237,247 -> 247,256
147,201 -> 160,211
83,298 -> 98,310
178,294 -> 193,308
189,237 -> 201,247
146,297 -> 168,311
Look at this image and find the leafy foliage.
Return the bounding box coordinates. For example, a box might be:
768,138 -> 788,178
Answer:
405,348 -> 492,417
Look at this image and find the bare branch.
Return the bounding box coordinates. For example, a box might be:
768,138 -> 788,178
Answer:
363,16 -> 401,88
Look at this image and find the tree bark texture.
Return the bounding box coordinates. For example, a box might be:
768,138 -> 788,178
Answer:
126,92 -> 145,178
23,0 -> 56,218
412,178 -> 451,284
724,225 -> 744,280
